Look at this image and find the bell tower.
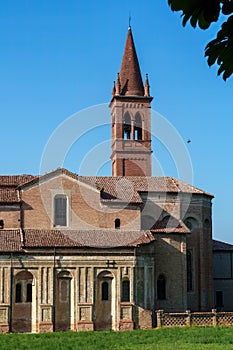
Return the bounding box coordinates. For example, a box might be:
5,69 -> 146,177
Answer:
110,27 -> 153,177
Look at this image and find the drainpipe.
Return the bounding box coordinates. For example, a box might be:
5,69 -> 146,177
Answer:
18,188 -> 24,230
9,253 -> 13,332
18,188 -> 25,247
133,246 -> 137,303
53,247 -> 56,332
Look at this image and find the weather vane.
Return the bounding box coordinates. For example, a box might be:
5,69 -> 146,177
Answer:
129,13 -> 131,28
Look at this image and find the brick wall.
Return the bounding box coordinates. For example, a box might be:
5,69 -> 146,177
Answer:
0,207 -> 20,228
22,175 -> 141,230
154,233 -> 187,311
185,196 -> 213,311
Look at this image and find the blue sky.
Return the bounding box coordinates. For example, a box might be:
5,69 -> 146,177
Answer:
0,1 -> 232,244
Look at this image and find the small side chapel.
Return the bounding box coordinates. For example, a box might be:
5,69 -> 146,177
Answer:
0,27 -> 214,333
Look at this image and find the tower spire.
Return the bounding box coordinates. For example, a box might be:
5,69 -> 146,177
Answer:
118,27 -> 144,96
110,27 -> 153,177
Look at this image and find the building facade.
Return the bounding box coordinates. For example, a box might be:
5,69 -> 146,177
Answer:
0,27 -> 214,333
213,240 -> 233,311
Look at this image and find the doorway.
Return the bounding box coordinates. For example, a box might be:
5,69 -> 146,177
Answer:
55,270 -> 72,331
95,271 -> 114,331
12,271 -> 33,332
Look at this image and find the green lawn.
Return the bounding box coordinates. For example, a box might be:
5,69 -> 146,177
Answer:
0,327 -> 233,350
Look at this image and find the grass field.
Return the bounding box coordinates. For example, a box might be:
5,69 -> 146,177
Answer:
0,327 -> 233,350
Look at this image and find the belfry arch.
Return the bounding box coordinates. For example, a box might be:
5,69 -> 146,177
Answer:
123,112 -> 132,140
134,112 -> 142,140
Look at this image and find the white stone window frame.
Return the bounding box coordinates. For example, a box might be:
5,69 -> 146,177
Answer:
52,190 -> 71,228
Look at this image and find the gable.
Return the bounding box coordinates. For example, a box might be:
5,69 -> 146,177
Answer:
20,168 -> 99,194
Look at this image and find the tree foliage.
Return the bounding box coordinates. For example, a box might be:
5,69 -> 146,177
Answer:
168,0 -> 233,80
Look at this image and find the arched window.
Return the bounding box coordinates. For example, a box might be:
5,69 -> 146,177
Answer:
184,217 -> 199,233
157,274 -> 166,300
54,194 -> 67,227
115,218 -> 120,229
134,113 -> 142,140
123,113 -> 131,140
26,283 -> 32,302
102,281 -> 109,301
187,250 -> 193,292
15,283 -> 22,303
185,220 -> 192,230
15,271 -> 33,304
122,279 -> 130,302
57,270 -> 72,304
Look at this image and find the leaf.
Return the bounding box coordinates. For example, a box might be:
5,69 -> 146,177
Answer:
168,0 -> 220,29
222,1 -> 233,15
168,0 -> 233,79
198,11 -> 211,29
205,16 -> 233,79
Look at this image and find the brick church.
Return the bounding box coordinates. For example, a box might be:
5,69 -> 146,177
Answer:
0,27 -> 214,333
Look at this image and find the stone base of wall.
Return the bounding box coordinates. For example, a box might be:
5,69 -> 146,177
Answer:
77,321 -> 94,331
119,320 -> 134,331
137,308 -> 152,329
0,323 -> 9,333
12,320 -> 31,333
39,322 -> 53,333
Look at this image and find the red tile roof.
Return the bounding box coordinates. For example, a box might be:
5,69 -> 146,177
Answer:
79,175 -> 213,203
23,229 -> 81,248
0,168 -> 213,205
23,229 -> 155,248
151,216 -> 189,234
0,230 -> 22,252
213,240 -> 233,251
0,175 -> 36,186
0,174 -> 37,203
